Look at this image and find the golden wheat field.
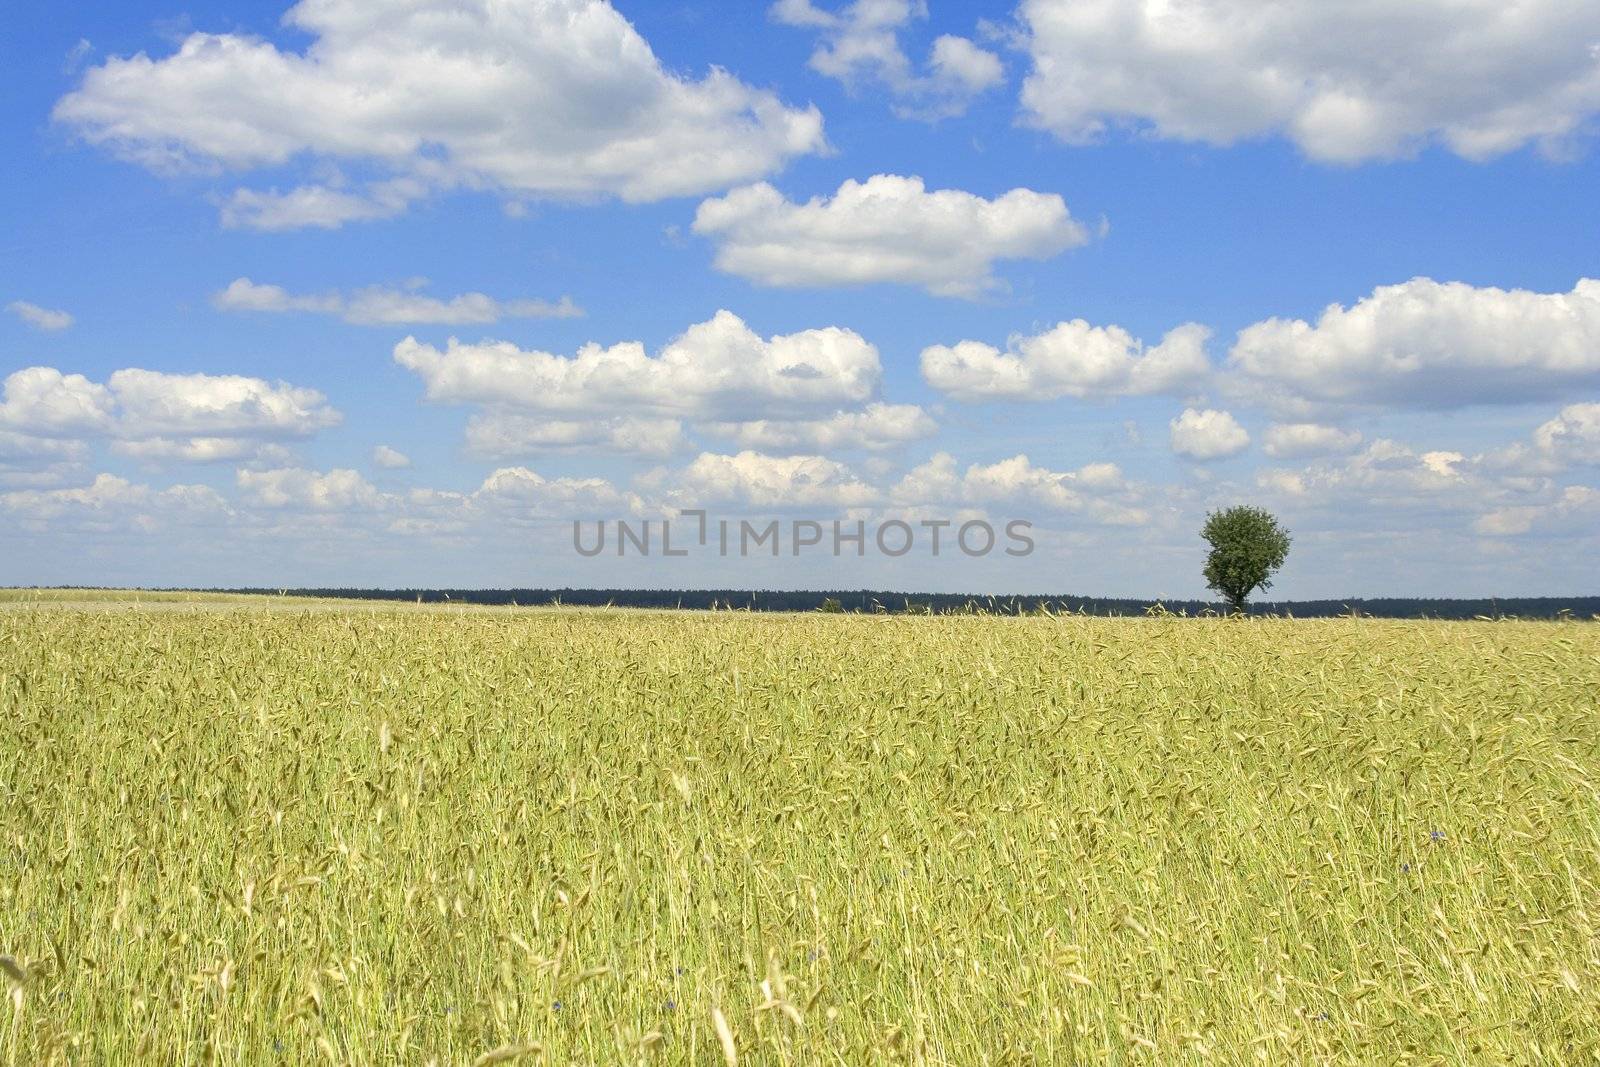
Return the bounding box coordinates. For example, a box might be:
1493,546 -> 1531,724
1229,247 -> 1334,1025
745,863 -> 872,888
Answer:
1,594 -> 1598,1065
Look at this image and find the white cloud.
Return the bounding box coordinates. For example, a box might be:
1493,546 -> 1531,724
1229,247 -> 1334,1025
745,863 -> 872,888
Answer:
1018,0 -> 1600,162
921,320 -> 1209,400
213,278 -> 342,316
395,311 -> 939,461
929,34 -> 1005,101
7,301 -> 75,332
0,460 -> 654,561
395,309 -> 880,418
693,175 -> 1088,298
63,39 -> 94,75
649,450 -> 881,509
0,430 -> 88,489
1262,422 -> 1363,459
1,473 -> 229,525
890,452 -> 1149,525
1479,401 -> 1600,477
55,0 -> 827,226
0,365 -> 339,464
1474,486 -> 1600,537
214,277 -> 582,325
113,438 -> 294,464
706,403 -> 935,452
464,413 -> 686,459
236,467 -> 386,511
1251,438 -> 1566,542
475,466 -> 644,517
1228,278 -> 1600,411
0,430 -> 86,463
0,367 -> 115,435
772,0 -> 1003,119
372,445 -> 411,469
631,446 -> 1149,523
16,462 -> 638,528
1170,408 -> 1250,460
348,291 -> 579,327
1531,403 -> 1600,466
219,177 -> 426,231
107,369 -> 339,440
1275,441 -> 1479,500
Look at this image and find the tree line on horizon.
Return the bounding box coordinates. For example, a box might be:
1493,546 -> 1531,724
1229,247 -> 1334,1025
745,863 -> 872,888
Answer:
162,586 -> 1597,620
31,504 -> 1588,620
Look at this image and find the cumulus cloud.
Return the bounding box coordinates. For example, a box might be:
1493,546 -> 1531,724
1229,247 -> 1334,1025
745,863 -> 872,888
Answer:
0,473 -> 229,526
55,0 -> 827,226
0,370 -> 110,485
236,467 -> 386,511
922,320 -> 1209,401
224,462 -> 644,522
705,403 -> 935,453
693,175 -> 1088,298
1251,437 -> 1580,544
0,367 -> 116,436
106,369 -> 339,440
464,413 -> 686,459
1018,0 -> 1600,162
1262,423 -> 1363,459
1479,401 -> 1600,477
0,431 -> 88,489
395,309 -> 879,418
648,450 -> 881,509
635,446 -> 1149,524
1474,485 -> 1600,537
1531,403 -> 1600,466
1228,278 -> 1600,411
372,445 -> 411,469
0,460 -> 659,563
772,0 -> 1004,119
7,300 -> 74,332
1170,408 -> 1250,460
890,451 -> 1149,525
0,365 -> 339,464
475,466 -> 644,518
214,277 -> 582,325
0,430 -> 86,465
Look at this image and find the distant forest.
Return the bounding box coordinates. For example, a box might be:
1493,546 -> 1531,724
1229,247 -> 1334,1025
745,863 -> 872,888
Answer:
187,587 -> 1600,620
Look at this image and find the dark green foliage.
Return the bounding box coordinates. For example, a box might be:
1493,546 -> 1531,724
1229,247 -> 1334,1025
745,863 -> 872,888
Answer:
1201,506 -> 1292,612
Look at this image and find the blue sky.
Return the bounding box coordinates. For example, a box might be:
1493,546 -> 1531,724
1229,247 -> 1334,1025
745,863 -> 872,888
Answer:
3,0 -> 1599,597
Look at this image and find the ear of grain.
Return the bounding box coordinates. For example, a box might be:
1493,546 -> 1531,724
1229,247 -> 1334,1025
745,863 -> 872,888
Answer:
711,1006 -> 738,1066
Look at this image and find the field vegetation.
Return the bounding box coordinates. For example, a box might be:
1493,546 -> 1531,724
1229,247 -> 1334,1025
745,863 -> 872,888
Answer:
1,596 -> 1597,1063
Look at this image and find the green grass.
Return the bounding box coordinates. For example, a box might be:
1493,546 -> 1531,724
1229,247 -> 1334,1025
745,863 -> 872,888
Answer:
2,599 -> 1597,1063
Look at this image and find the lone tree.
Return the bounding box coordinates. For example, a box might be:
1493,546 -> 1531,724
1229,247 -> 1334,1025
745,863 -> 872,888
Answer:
1201,506 -> 1291,614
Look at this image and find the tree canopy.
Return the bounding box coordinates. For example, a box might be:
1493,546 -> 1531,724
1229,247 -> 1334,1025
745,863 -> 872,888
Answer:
1201,506 -> 1292,612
